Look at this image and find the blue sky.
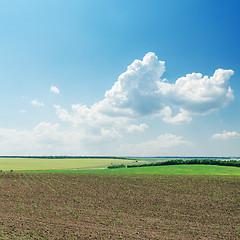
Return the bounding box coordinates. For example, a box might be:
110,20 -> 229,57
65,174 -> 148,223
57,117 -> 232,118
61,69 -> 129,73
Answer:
0,0 -> 240,156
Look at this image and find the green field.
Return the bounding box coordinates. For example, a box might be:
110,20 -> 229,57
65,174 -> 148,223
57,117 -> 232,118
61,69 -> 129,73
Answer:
79,165 -> 240,175
22,164 -> 240,175
1,157 -> 240,175
0,157 -> 137,171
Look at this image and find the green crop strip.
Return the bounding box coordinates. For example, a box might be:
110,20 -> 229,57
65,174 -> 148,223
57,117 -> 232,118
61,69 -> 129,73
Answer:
60,165 -> 240,175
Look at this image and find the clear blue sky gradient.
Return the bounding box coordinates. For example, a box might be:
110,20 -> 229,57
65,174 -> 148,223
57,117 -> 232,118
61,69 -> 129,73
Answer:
0,0 -> 239,156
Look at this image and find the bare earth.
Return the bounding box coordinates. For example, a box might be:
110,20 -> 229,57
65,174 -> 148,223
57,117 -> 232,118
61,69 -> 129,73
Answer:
0,172 -> 239,239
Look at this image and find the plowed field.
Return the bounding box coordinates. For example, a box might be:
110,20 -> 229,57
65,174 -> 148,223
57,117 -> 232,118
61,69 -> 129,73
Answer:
0,172 -> 239,239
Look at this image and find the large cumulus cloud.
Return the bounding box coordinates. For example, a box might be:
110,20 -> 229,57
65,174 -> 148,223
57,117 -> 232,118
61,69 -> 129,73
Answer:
55,52 -> 234,127
94,52 -> 166,117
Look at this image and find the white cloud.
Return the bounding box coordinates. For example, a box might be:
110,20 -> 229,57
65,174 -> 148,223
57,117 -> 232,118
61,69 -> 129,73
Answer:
0,122 -> 90,155
54,104 -> 146,138
54,104 -> 129,128
50,86 -> 60,94
31,100 -> 44,107
0,123 -> 193,156
127,124 -> 148,133
55,52 -> 234,128
157,69 -> 234,115
118,134 -> 193,156
33,122 -> 60,138
212,131 -> 240,140
95,52 -> 166,117
20,109 -> 27,114
100,127 -> 120,139
161,106 -> 192,124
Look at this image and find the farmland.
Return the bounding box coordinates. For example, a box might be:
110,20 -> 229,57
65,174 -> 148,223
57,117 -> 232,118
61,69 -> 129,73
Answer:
1,157 -> 240,239
0,157 -> 137,171
0,172 -> 239,239
72,164 -> 240,175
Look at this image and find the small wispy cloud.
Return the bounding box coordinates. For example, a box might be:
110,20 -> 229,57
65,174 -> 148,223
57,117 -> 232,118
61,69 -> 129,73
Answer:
50,86 -> 60,94
31,100 -> 44,107
19,109 -> 27,114
212,131 -> 240,140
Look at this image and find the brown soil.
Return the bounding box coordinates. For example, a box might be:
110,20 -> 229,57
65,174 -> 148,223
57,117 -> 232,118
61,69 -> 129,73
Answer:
0,172 -> 239,239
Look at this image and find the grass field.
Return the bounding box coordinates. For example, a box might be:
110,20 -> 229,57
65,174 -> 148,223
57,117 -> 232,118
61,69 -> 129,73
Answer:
99,164 -> 240,175
0,157 -> 138,171
23,164 -> 240,175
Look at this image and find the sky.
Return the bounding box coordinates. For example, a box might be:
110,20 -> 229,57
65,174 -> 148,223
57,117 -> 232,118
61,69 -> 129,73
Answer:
0,0 -> 240,156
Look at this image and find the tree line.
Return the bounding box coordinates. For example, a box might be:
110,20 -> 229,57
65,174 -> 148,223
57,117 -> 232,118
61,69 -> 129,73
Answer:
126,159 -> 240,168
